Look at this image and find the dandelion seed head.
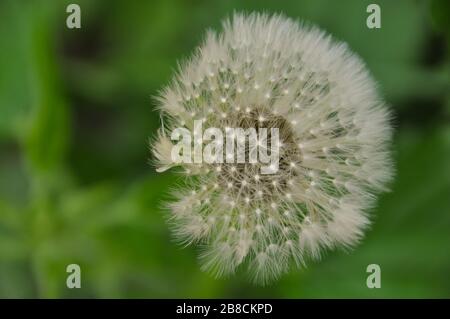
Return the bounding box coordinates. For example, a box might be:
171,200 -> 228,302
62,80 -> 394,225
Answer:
152,13 -> 393,285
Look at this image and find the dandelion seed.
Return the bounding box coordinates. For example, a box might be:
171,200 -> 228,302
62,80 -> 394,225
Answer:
152,13 -> 393,285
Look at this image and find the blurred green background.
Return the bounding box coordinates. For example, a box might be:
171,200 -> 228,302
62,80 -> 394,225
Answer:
0,0 -> 449,298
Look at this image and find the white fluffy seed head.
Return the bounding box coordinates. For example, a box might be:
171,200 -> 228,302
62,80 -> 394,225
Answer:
152,13 -> 393,285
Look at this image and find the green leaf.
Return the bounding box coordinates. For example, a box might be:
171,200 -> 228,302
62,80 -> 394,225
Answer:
22,4 -> 70,176
431,0 -> 450,40
0,1 -> 32,140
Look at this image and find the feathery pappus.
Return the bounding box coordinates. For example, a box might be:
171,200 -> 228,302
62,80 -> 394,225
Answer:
152,13 -> 393,285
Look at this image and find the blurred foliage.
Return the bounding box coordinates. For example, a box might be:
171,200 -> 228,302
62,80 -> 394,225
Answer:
0,0 -> 449,298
